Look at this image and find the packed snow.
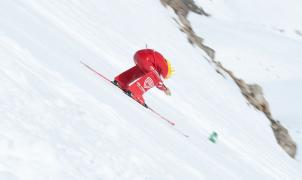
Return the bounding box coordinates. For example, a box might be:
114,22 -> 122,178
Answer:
193,0 -> 302,161
0,0 -> 301,180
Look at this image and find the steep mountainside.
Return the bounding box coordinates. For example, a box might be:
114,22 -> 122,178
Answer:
0,0 -> 301,179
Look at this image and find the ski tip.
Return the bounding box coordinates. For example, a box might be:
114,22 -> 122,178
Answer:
80,61 -> 88,67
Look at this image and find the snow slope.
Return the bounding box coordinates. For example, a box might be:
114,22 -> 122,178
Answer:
193,0 -> 302,161
0,0 -> 301,180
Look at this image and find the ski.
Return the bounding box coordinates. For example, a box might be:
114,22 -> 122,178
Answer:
80,61 -> 188,137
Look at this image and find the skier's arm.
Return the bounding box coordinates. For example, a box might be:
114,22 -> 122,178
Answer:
156,81 -> 167,91
150,67 -> 171,95
164,87 -> 171,96
156,81 -> 171,96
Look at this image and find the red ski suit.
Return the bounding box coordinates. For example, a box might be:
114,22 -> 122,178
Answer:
114,49 -> 169,104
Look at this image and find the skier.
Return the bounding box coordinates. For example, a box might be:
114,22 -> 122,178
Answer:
112,49 -> 174,107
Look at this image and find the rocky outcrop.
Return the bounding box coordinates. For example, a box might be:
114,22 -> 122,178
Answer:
160,0 -> 297,158
295,30 -> 302,36
161,0 -> 210,18
271,121 -> 297,158
218,64 -> 272,119
219,65 -> 297,158
160,0 -> 215,59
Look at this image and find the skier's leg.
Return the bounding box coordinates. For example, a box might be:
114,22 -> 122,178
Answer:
114,65 -> 144,90
127,71 -> 159,105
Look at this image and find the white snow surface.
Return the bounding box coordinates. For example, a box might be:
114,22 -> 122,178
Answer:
0,0 -> 301,180
193,0 -> 302,161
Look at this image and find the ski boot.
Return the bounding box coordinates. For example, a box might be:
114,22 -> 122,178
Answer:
112,80 -> 130,95
131,93 -> 148,108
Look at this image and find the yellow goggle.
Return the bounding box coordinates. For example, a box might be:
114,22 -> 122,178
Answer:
165,59 -> 175,79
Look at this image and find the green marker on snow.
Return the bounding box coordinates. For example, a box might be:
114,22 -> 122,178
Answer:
209,131 -> 218,143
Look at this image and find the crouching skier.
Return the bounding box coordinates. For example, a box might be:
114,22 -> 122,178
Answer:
112,49 -> 174,107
